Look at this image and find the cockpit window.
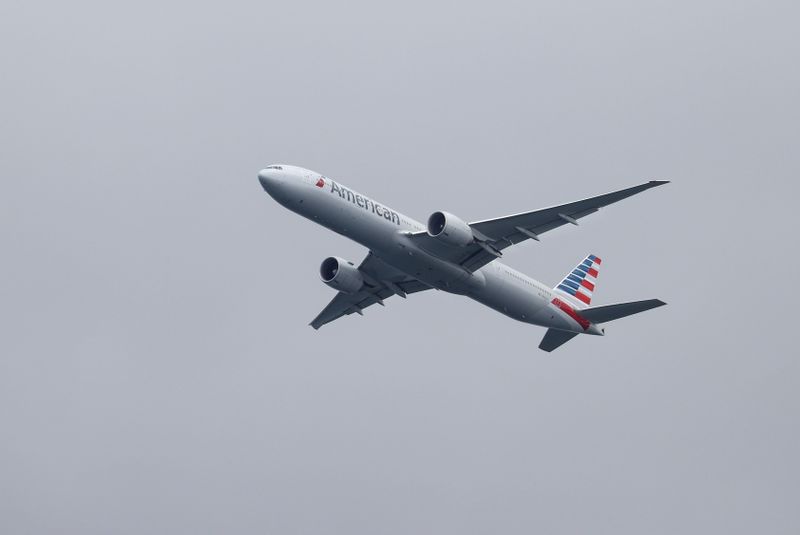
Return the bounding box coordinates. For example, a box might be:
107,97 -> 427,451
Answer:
265,165 -> 283,170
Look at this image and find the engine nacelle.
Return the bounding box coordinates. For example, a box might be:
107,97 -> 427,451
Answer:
427,211 -> 474,247
319,256 -> 364,294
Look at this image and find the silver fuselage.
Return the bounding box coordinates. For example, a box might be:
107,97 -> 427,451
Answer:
259,165 -> 602,334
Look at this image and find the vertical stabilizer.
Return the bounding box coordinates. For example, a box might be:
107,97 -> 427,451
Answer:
555,254 -> 601,307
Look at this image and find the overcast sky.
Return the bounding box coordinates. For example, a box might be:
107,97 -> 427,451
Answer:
1,1 -> 798,533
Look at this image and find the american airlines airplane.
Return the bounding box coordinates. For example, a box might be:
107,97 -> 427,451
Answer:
258,165 -> 667,352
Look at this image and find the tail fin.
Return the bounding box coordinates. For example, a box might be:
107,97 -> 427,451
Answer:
578,299 -> 666,323
555,254 -> 601,307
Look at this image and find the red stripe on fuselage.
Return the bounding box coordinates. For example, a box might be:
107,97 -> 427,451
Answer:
551,297 -> 591,330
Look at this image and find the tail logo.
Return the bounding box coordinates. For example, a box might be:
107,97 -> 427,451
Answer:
556,254 -> 602,305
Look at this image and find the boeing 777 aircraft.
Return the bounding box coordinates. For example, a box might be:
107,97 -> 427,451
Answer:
258,165 -> 667,351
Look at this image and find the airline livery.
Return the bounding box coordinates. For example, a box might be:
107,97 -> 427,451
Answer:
259,165 -> 667,351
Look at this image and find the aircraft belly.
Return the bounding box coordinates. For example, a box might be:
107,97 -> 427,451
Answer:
465,264 -> 549,325
376,246 -> 484,294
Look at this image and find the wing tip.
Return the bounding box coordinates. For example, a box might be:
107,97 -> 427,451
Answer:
648,180 -> 671,186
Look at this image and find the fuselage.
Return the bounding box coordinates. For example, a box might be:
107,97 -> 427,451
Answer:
259,165 -> 602,335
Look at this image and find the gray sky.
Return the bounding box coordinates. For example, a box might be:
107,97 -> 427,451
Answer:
1,1 -> 798,533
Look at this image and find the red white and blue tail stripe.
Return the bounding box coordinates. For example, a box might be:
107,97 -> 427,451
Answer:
555,254 -> 601,307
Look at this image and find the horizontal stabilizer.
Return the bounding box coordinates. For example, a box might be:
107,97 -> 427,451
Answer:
539,329 -> 579,352
578,299 -> 666,324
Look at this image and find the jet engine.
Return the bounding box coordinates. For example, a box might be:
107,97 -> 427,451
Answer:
319,256 -> 364,294
427,211 -> 474,247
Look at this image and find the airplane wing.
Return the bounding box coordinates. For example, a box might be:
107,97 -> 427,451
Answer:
310,252 -> 432,329
407,180 -> 668,272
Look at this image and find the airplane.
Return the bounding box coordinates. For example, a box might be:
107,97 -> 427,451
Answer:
258,165 -> 667,351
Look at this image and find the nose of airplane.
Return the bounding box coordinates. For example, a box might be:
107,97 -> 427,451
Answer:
258,168 -> 279,191
258,169 -> 271,188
